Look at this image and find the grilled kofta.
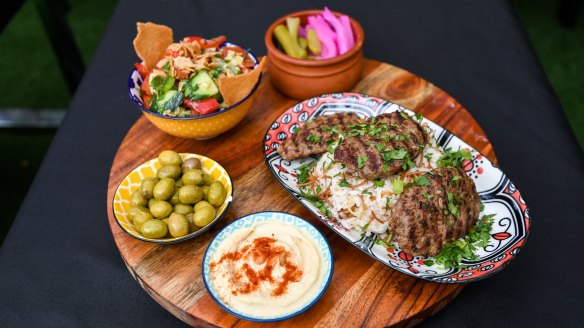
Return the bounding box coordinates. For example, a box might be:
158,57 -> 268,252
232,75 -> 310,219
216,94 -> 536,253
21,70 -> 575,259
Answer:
277,112 -> 361,161
334,111 -> 428,180
390,166 -> 481,257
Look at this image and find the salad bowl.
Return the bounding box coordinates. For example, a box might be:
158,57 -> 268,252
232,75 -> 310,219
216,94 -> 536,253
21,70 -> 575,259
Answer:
128,42 -> 261,140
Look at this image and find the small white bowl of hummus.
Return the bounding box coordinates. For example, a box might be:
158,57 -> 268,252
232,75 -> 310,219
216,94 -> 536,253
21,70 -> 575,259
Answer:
202,211 -> 333,322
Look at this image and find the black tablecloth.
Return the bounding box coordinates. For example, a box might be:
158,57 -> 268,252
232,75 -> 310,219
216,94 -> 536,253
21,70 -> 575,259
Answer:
2,0 -> 583,326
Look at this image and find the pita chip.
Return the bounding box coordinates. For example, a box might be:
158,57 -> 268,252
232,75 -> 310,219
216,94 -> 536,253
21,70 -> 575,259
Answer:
133,22 -> 173,70
218,57 -> 267,107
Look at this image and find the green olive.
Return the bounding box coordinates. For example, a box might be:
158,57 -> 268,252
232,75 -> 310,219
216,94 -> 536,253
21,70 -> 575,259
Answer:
194,200 -> 213,212
169,190 -> 181,205
203,173 -> 214,186
156,165 -> 181,179
182,169 -> 204,186
149,200 -> 172,219
179,185 -> 204,204
194,206 -> 216,227
168,213 -> 190,237
208,181 -> 227,206
185,213 -> 200,233
175,178 -> 184,189
133,211 -> 153,230
140,177 -> 159,199
153,178 -> 175,200
158,150 -> 182,166
182,158 -> 202,172
148,198 -> 157,209
128,206 -> 149,220
141,219 -> 168,239
200,185 -> 210,201
130,190 -> 148,207
174,203 -> 194,215
201,186 -> 209,201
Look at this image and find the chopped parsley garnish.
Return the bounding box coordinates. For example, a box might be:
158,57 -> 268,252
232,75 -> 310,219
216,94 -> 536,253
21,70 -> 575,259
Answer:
414,175 -> 431,187
385,197 -> 391,210
326,140 -> 336,154
299,188 -> 331,218
392,178 -> 403,194
338,179 -> 351,187
429,213 -> 495,269
374,179 -> 385,187
381,148 -> 407,162
401,156 -> 416,170
414,113 -> 423,122
399,111 -> 409,119
447,192 -> 459,218
295,161 -> 315,184
306,134 -> 321,143
422,190 -> 434,199
451,175 -> 461,187
357,156 -> 369,168
392,132 -> 410,141
362,189 -> 372,195
372,234 -> 394,248
424,153 -> 433,162
438,148 -> 473,168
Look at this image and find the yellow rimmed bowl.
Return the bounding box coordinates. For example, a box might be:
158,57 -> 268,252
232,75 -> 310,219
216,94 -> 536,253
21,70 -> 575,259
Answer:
128,43 -> 261,140
112,153 -> 233,244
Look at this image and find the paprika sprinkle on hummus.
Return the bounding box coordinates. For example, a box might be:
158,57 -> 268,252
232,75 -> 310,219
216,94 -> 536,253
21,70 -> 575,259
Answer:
209,220 -> 326,319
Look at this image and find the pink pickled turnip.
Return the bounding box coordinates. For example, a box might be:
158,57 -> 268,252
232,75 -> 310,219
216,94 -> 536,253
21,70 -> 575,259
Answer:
321,7 -> 351,55
298,25 -> 306,38
339,15 -> 355,50
307,16 -> 337,58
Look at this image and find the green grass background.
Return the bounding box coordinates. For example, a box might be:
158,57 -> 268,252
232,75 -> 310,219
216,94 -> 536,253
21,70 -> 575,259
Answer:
0,0 -> 582,243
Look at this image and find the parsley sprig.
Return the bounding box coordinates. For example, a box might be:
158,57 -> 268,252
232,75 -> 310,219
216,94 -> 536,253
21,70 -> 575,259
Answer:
424,213 -> 495,269
438,148 -> 473,168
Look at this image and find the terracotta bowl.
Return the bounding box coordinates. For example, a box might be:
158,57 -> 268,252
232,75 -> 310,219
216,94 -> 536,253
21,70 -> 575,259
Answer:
264,9 -> 365,99
128,43 -> 261,140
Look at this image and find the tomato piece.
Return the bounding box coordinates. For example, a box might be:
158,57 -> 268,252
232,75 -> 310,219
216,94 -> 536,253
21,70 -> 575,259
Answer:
134,62 -> 149,79
203,35 -> 227,49
221,46 -> 246,58
183,36 -> 204,43
183,98 -> 221,115
142,95 -> 152,109
243,60 -> 257,68
165,49 -> 180,57
140,73 -> 152,96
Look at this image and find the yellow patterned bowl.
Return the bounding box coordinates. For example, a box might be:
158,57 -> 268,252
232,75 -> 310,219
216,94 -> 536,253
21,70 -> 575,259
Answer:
112,153 -> 233,244
127,46 -> 261,140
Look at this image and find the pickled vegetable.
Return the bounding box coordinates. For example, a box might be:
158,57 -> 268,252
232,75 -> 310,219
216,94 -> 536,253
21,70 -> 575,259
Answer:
274,24 -> 307,59
306,29 -> 321,55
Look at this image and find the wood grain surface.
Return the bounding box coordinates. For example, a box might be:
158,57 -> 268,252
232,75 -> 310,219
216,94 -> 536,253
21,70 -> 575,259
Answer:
107,59 -> 496,327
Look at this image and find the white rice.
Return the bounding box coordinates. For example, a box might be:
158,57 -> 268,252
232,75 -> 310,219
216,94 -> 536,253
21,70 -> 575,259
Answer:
308,134 -> 444,237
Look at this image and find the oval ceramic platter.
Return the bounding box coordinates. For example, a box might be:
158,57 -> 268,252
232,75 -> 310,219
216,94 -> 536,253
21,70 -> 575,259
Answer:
263,93 -> 531,283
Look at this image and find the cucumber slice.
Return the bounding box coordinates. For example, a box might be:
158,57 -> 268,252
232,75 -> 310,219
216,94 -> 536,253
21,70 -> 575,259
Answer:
156,90 -> 183,113
184,70 -> 219,100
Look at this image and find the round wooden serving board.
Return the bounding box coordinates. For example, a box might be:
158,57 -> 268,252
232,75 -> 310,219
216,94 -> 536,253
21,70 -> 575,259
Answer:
107,59 -> 496,327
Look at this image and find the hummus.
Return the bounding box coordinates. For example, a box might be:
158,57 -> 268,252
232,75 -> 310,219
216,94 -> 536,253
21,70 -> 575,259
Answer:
210,220 -> 325,318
